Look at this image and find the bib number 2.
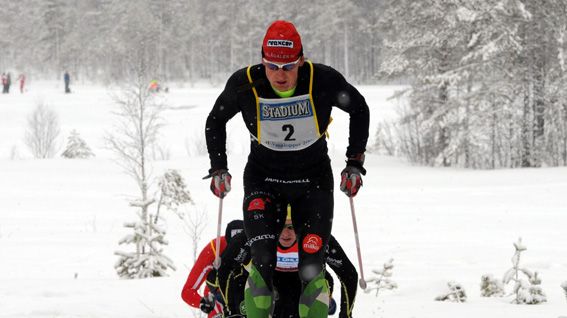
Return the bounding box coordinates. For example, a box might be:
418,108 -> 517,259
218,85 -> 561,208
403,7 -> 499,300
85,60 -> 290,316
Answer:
282,124 -> 295,141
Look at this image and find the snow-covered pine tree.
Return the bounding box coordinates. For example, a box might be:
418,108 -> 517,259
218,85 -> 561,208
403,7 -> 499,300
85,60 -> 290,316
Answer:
365,258 -> 397,297
61,130 -> 94,159
379,0 -> 567,168
450,0 -> 531,169
511,272 -> 546,305
379,0 -> 469,166
435,281 -> 467,303
480,274 -> 505,297
502,237 -> 546,304
115,198 -> 175,278
108,55 -> 175,279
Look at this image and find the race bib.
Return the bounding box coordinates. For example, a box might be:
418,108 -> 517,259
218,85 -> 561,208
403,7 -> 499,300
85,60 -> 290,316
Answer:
276,247 -> 299,272
257,94 -> 320,151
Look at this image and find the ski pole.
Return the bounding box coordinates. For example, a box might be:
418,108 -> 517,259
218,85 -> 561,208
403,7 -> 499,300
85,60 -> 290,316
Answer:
349,196 -> 367,289
213,197 -> 224,269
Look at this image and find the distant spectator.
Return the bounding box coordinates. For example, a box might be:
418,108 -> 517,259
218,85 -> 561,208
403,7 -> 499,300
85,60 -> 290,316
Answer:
18,74 -> 26,93
64,71 -> 71,93
1,73 -> 7,94
6,73 -> 11,93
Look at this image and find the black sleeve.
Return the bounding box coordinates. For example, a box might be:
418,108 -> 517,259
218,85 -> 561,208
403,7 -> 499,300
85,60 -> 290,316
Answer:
325,270 -> 334,295
320,64 -> 370,159
326,235 -> 358,318
205,70 -> 244,172
205,267 -> 220,295
212,232 -> 251,299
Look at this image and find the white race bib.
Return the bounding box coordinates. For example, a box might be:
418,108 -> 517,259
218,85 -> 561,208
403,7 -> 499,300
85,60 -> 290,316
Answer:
257,94 -> 320,151
276,249 -> 299,272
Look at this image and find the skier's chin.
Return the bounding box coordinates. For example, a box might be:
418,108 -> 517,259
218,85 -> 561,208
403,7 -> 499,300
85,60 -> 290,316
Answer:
274,81 -> 289,90
280,239 -> 294,247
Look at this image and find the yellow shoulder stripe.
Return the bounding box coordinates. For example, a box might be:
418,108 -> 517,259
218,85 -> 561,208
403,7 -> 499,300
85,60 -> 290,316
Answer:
307,60 -> 321,137
246,66 -> 261,143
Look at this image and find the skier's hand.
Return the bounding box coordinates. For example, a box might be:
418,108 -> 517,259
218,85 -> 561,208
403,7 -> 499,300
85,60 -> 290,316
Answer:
340,153 -> 366,197
203,169 -> 231,198
340,166 -> 363,197
199,295 -> 216,314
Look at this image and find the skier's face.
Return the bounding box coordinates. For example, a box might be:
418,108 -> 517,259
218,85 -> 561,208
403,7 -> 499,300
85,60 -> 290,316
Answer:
264,57 -> 304,92
279,220 -> 296,248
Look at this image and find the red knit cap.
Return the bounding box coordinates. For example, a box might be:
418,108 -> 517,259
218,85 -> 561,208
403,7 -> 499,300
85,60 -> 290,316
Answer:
262,20 -> 302,63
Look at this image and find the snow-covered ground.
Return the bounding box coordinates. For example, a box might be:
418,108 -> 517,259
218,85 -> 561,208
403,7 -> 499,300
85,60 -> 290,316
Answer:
0,81 -> 566,318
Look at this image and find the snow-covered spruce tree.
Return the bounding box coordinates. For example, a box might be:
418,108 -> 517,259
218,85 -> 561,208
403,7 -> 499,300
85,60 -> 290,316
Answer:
502,238 -> 546,304
480,274 -> 505,297
435,281 -> 467,303
365,258 -> 397,297
61,129 -> 94,159
378,0 -> 460,166
108,55 -> 175,279
379,0 -> 567,168
24,101 -> 61,159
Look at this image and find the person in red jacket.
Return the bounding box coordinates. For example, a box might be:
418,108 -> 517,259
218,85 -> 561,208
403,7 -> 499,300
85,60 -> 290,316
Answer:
1,73 -> 7,94
181,219 -> 244,317
18,73 -> 26,93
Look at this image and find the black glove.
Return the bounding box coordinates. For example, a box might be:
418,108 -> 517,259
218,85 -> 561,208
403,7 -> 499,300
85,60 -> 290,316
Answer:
340,153 -> 366,197
199,295 -> 215,314
340,166 -> 364,197
203,169 -> 232,198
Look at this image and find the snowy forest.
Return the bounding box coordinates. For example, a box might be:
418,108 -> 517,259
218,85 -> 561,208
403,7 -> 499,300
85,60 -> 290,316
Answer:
0,0 -> 386,83
2,0 -> 567,169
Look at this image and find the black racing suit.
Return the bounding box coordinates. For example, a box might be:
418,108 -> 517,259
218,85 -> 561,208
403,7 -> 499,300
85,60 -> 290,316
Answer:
207,232 -> 358,318
205,61 -> 369,306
